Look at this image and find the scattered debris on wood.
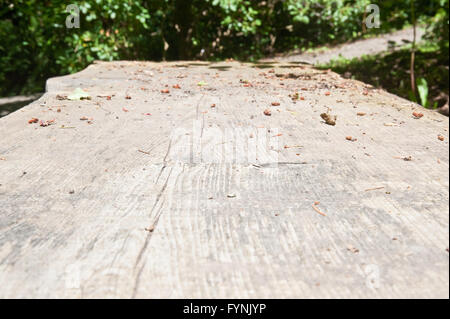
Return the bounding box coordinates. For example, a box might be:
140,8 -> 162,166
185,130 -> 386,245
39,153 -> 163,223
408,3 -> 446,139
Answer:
145,225 -> 155,232
394,156 -> 413,161
39,119 -> 55,127
290,92 -> 299,100
97,94 -> 114,99
412,112 -> 424,119
347,245 -> 360,254
312,201 -> 327,216
240,79 -> 253,87
321,113 -> 337,126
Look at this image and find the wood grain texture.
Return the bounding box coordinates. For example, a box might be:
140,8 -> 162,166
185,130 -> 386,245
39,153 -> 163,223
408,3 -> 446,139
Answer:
0,61 -> 448,298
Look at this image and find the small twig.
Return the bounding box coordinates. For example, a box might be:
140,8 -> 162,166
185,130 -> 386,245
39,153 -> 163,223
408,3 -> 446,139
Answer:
312,202 -> 327,217
365,186 -> 385,192
384,123 -> 399,127
393,156 -> 413,161
138,149 -> 151,155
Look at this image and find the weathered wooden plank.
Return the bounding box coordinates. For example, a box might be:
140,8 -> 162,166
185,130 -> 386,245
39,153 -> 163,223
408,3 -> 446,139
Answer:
0,61 -> 448,298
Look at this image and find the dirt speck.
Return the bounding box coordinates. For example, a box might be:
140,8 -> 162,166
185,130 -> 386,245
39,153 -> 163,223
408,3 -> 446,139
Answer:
320,113 -> 336,126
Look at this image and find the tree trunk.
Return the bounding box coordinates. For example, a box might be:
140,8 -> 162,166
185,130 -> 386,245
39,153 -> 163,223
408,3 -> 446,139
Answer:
174,0 -> 193,60
410,0 -> 419,103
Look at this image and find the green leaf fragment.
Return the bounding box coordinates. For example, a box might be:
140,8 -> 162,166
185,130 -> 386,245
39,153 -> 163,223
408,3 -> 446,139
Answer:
68,88 -> 91,100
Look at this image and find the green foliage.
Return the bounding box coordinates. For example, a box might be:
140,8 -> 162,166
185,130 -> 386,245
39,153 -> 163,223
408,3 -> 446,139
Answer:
417,78 -> 429,108
319,42 -> 449,109
0,0 -> 448,97
423,0 -> 449,55
0,0 -> 152,96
